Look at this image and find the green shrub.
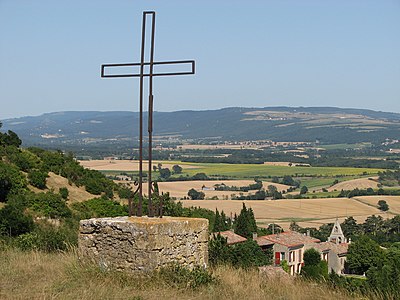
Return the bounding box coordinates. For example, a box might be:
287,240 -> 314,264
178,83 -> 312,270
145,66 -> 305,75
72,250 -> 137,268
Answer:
209,234 -> 232,266
0,161 -> 27,202
16,222 -> 77,252
71,197 -> 128,218
0,203 -> 34,236
59,187 -> 69,200
28,169 -> 48,189
209,235 -> 270,269
28,192 -> 72,218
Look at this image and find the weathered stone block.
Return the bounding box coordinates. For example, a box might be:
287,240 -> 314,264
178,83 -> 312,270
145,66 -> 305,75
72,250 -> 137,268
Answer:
78,216 -> 208,272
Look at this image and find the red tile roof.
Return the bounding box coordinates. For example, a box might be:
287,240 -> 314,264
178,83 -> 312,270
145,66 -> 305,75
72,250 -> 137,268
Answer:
256,231 -> 320,248
212,231 -> 247,245
311,242 -> 348,255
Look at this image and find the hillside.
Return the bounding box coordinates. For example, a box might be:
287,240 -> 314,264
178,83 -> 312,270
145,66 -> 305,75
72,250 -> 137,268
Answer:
2,106 -> 400,147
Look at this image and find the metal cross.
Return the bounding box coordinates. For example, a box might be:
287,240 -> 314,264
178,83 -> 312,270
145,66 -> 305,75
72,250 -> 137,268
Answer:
101,11 -> 195,217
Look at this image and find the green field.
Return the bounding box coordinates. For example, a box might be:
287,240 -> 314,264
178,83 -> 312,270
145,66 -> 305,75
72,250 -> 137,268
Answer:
318,142 -> 372,150
179,163 -> 383,179
96,161 -> 384,181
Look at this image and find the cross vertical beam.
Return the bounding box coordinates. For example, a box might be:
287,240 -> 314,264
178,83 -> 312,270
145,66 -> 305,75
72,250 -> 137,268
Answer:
101,11 -> 195,217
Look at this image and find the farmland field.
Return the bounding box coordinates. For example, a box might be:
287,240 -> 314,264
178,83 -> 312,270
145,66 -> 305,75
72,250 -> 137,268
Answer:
80,160 -> 384,178
79,160 -> 198,171
157,180 -> 290,199
180,197 -> 400,230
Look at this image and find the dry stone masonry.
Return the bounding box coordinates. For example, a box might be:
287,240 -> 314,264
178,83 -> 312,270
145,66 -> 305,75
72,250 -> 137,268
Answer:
79,216 -> 208,272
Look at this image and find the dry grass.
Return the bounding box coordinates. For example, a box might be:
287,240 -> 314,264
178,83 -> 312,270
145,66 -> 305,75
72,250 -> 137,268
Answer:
328,177 -> 379,192
157,180 -> 290,199
28,172 -> 96,203
180,197 -> 395,230
0,248 -> 359,300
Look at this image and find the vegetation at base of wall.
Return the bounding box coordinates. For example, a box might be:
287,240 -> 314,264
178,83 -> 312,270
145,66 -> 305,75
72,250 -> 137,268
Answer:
157,264 -> 216,289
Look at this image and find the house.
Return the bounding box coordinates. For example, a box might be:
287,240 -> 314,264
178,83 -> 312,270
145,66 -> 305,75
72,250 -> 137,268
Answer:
307,219 -> 349,274
255,231 -> 320,275
212,230 -> 247,245
255,219 -> 350,276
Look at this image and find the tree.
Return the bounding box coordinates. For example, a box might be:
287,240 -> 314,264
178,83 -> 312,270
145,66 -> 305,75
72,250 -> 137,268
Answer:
230,240 -> 270,268
0,128 -> 22,147
282,175 -> 295,186
172,164 -> 183,174
363,215 -> 384,236
377,200 -> 389,212
341,216 -> 361,237
267,185 -> 277,195
300,185 -> 308,195
213,209 -> 223,232
187,188 -> 205,200
208,233 -> 231,266
159,168 -> 171,180
192,173 -> 209,180
346,236 -> 384,275
234,203 -> 257,239
301,248 -> 328,279
271,176 -> 280,183
289,221 -> 301,232
366,246 -> 400,296
0,161 -> 27,202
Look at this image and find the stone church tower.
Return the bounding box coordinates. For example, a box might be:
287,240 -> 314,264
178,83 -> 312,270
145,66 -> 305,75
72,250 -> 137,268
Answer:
328,219 -> 346,244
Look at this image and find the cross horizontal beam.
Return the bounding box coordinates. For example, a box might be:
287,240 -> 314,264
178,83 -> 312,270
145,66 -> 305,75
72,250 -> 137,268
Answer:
101,60 -> 195,78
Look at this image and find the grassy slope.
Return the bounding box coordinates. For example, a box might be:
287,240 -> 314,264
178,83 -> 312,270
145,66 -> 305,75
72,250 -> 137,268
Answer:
0,248 -> 359,300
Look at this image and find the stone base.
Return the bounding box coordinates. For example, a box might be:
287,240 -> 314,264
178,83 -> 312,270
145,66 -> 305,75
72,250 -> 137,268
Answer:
78,216 -> 208,272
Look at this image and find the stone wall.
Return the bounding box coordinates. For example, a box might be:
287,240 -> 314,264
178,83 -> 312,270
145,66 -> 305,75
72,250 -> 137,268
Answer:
79,216 -> 208,272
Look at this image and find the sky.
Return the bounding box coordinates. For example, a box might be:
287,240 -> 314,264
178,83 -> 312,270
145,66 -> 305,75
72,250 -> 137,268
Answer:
0,0 -> 399,120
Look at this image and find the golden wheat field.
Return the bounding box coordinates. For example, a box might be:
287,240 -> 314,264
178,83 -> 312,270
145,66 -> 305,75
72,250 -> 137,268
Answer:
327,177 -> 379,192
79,160 -> 198,171
157,180 -> 290,199
352,196 -> 400,213
180,197 -> 400,230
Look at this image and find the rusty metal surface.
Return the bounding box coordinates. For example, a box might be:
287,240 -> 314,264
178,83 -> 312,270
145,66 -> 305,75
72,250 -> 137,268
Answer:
100,11 -> 195,217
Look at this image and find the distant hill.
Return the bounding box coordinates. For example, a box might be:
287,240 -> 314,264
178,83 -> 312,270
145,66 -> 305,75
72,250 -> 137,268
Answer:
2,107 -> 400,146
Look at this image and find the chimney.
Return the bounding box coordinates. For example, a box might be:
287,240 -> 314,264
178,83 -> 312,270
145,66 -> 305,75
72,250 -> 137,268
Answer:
253,232 -> 258,239
306,230 -> 310,237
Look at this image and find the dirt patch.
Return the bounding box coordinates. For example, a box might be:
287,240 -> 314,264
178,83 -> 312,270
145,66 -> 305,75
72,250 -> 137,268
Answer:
28,172 -> 96,203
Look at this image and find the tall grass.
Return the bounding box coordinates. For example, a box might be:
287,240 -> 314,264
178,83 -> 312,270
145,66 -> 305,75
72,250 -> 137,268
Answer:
0,247 -> 371,300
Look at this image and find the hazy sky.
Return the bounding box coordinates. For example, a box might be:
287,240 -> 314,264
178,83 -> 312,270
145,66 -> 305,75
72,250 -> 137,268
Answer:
1,0 -> 399,120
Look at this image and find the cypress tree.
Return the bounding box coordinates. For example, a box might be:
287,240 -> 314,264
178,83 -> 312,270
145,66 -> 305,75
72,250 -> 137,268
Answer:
213,209 -> 222,232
